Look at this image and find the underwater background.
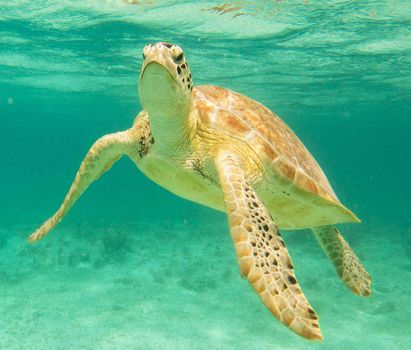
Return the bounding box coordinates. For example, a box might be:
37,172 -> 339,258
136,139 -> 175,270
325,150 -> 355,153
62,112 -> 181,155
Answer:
1,1 -> 410,349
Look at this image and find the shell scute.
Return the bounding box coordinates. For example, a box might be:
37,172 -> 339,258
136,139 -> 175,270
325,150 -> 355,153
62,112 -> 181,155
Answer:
218,109 -> 250,133
195,99 -> 215,125
260,141 -> 279,164
197,85 -> 230,109
294,169 -> 321,197
273,157 -> 297,183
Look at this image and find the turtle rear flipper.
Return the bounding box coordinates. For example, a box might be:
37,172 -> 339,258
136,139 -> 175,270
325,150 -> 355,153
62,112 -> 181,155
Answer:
312,226 -> 371,297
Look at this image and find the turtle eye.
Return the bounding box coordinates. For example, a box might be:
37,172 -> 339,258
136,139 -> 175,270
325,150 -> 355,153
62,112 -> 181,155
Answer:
142,53 -> 146,60
173,52 -> 184,64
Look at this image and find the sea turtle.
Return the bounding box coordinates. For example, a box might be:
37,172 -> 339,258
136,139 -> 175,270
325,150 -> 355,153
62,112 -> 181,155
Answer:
28,42 -> 371,340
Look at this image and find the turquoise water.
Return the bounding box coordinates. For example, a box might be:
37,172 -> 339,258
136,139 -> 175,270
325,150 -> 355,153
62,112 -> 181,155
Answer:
1,1 -> 410,349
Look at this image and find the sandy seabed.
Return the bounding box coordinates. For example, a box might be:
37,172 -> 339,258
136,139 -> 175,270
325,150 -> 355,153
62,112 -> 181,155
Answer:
1,219 -> 410,350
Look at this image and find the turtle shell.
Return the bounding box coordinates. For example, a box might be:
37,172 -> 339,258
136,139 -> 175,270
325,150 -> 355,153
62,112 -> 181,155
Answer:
193,85 -> 359,228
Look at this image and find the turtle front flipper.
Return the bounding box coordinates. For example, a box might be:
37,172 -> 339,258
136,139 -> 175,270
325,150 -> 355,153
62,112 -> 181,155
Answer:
28,129 -> 138,243
312,226 -> 371,296
215,152 -> 323,340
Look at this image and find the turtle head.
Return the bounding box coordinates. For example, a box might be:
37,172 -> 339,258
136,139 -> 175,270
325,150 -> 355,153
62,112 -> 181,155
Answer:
139,42 -> 193,119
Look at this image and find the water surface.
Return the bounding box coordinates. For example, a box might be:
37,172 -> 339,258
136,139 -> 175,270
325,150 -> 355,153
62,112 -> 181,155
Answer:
1,1 -> 410,349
